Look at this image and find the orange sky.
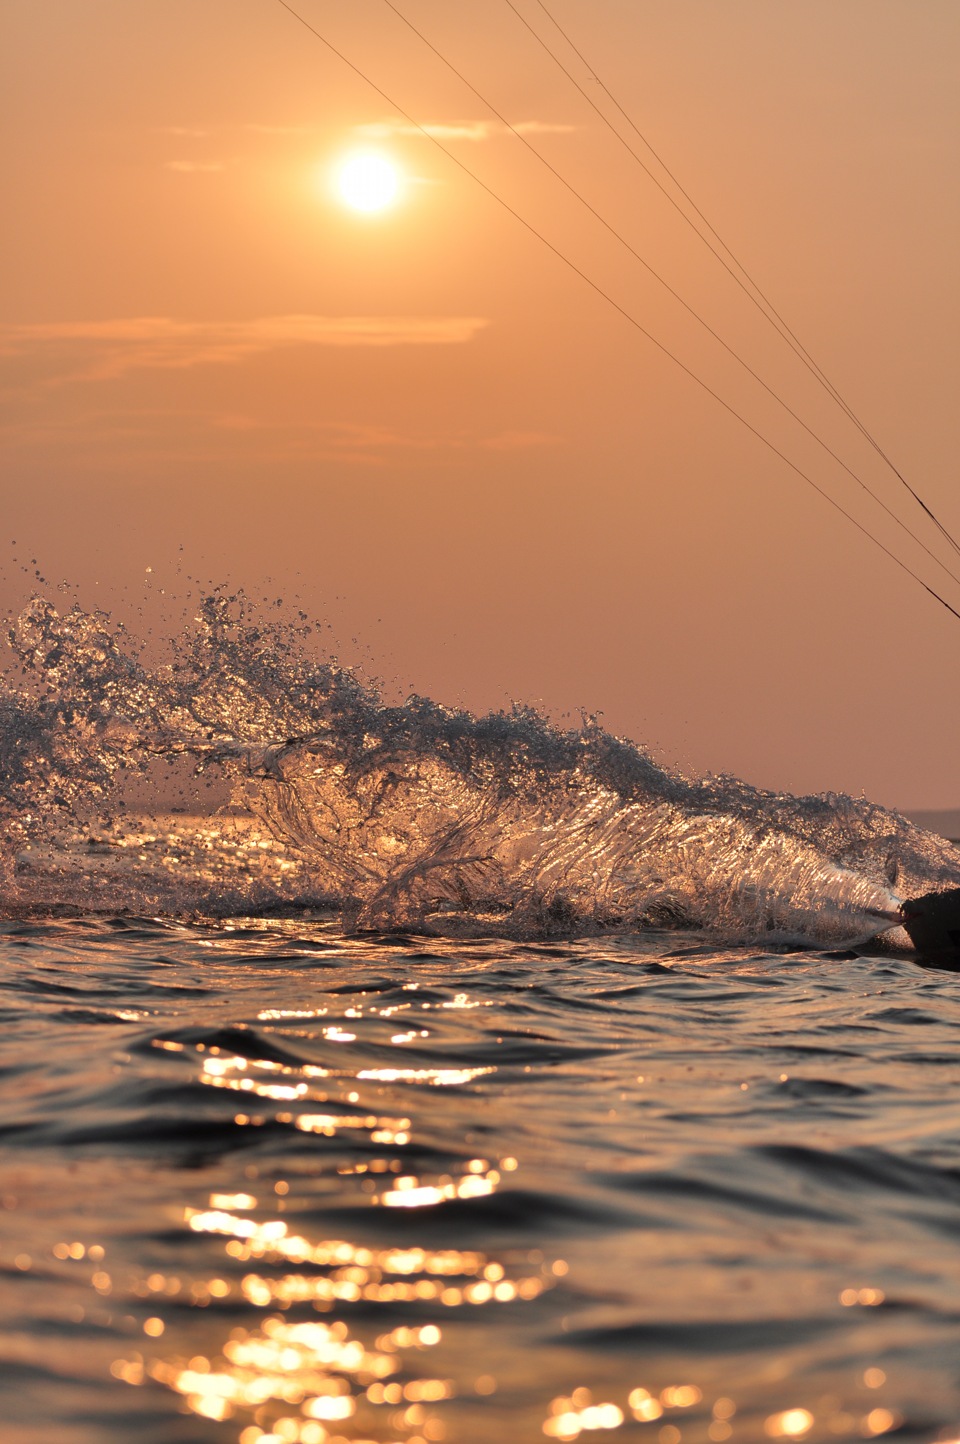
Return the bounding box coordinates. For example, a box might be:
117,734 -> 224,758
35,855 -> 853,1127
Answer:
2,0 -> 959,807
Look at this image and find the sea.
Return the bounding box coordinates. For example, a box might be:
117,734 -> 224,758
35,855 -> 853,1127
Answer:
3,594 -> 960,1444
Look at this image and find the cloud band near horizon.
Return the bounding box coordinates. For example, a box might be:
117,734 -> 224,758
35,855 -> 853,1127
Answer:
356,119 -> 577,142
0,315 -> 491,385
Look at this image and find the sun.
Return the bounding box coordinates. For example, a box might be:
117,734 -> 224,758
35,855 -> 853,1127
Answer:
335,151 -> 402,214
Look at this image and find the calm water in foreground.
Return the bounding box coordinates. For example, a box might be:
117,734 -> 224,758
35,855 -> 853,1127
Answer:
3,918 -> 960,1444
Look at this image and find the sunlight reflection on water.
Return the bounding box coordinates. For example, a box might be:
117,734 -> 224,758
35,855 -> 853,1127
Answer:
4,917 -> 960,1443
142,1185 -> 556,1441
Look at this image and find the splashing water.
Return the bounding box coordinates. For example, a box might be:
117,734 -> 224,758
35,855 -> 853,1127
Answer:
2,593 -> 958,943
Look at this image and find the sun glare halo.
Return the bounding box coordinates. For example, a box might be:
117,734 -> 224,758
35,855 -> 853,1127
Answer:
335,151 -> 402,214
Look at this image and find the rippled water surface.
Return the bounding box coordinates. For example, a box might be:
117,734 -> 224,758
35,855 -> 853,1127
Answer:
4,917 -> 960,1444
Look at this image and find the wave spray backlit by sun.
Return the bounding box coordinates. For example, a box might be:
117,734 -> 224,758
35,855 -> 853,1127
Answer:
2,593 -> 959,942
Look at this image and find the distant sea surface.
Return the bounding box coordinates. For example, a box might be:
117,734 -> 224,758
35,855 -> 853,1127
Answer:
904,811 -> 960,843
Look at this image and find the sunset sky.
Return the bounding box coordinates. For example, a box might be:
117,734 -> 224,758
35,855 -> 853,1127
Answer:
2,0 -> 959,807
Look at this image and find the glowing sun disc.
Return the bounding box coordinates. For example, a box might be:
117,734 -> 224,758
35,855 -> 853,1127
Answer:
336,152 -> 400,213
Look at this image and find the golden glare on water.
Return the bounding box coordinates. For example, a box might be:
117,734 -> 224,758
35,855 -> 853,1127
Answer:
116,989 -> 912,1444
839,1286 -> 886,1307
122,1193 -> 558,1441
378,1164 -> 502,1210
356,1065 -> 495,1086
544,1389 -> 625,1439
765,1408 -> 814,1437
334,150 -> 401,213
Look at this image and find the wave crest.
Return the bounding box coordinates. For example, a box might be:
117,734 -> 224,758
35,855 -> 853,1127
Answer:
2,594 -> 958,940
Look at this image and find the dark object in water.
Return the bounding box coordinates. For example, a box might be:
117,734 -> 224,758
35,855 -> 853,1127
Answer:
900,888 -> 960,956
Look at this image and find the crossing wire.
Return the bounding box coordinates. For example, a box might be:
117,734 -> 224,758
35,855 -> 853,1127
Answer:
379,0 -> 960,597
271,0 -> 960,627
517,0 -> 960,564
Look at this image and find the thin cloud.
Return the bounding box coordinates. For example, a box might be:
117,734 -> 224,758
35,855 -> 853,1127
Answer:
205,416 -> 562,462
0,316 -> 491,387
244,123 -> 315,136
157,124 -> 315,138
358,120 -> 492,143
261,420 -> 560,454
514,121 -> 578,135
200,417 -> 562,465
356,118 -> 577,142
164,160 -> 226,173
0,409 -> 560,471
479,429 -> 560,451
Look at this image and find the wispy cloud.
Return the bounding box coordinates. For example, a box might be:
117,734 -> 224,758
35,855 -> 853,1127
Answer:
157,123 -> 314,139
204,417 -> 561,456
0,408 -> 560,471
0,315 -> 490,387
356,118 -> 577,143
509,120 -> 578,136
195,417 -> 562,465
244,123 -> 314,136
164,160 -> 226,173
478,429 -> 559,451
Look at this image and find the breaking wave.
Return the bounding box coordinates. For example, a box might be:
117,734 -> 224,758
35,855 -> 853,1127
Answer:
2,592 -> 958,943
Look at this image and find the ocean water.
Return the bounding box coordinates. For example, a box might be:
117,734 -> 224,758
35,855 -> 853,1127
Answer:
3,596 -> 960,1444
